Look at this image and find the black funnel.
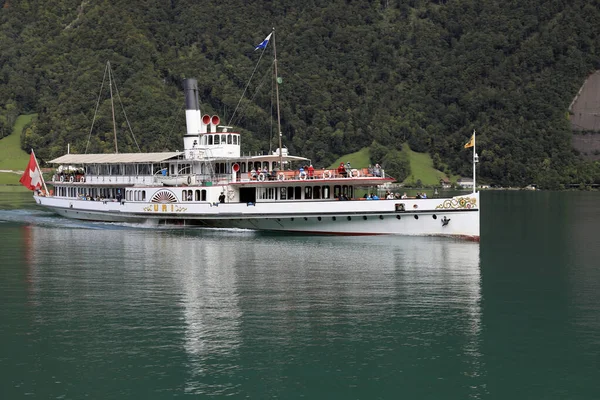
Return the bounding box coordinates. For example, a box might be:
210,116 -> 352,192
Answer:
183,79 -> 200,111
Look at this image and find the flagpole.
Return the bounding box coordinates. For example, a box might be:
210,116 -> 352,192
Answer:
31,149 -> 49,195
272,28 -> 284,171
472,130 -> 476,194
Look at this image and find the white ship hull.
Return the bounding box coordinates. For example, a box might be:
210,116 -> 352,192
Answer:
34,191 -> 480,240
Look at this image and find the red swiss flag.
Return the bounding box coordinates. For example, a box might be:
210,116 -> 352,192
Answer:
19,152 -> 43,191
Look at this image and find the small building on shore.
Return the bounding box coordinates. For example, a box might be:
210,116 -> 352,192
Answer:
457,178 -> 474,189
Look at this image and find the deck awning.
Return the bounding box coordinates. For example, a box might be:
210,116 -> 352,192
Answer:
48,152 -> 183,164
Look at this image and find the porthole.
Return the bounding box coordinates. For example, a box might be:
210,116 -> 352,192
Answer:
317,217 -> 322,221
363,216 -> 367,220
414,215 -> 419,220
432,214 -> 437,219
347,216 -> 352,221
332,216 -> 336,221
379,215 -> 384,220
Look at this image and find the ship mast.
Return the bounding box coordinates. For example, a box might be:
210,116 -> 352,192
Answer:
472,129 -> 478,193
272,28 -> 283,170
107,61 -> 118,154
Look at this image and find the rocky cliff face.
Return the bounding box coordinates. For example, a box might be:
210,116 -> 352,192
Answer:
570,70 -> 600,160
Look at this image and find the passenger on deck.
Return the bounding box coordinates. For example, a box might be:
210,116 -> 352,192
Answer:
337,163 -> 347,178
250,169 -> 257,180
219,192 -> 225,203
345,162 -> 352,177
373,163 -> 382,177
307,165 -> 315,179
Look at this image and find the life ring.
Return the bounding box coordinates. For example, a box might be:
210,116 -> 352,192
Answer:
299,171 -> 307,180
258,173 -> 266,181
322,170 -> 332,179
187,176 -> 192,185
69,176 -> 74,183
351,169 -> 361,178
278,172 -> 285,181
60,175 -> 64,182
80,176 -> 86,183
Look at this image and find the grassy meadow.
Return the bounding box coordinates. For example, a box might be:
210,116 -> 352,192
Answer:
328,144 -> 454,186
400,143 -> 457,186
327,147 -> 371,170
0,114 -> 37,187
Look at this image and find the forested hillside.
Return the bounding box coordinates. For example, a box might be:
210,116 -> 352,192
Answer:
1,0 -> 599,188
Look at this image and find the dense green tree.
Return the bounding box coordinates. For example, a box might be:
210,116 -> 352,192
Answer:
382,149 -> 411,182
0,0 -> 599,186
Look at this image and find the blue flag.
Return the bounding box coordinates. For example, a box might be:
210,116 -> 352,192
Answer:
254,32 -> 272,51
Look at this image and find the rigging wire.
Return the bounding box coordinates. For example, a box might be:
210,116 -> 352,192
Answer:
112,74 -> 141,152
84,61 -> 142,153
230,63 -> 273,128
85,63 -> 108,154
227,45 -> 269,127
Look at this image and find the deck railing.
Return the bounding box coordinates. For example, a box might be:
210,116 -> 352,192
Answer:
238,167 -> 385,182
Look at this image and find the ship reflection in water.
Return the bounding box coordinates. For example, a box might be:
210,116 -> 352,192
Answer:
23,223 -> 482,397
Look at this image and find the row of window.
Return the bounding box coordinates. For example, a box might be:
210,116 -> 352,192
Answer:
258,185 -> 354,200
85,164 -> 153,176
125,190 -> 147,201
170,163 -> 192,175
181,189 -> 208,201
238,161 -> 276,174
212,162 -> 270,174
55,186 -> 124,199
79,160 -> 282,178
197,133 -> 240,146
82,163 -> 194,177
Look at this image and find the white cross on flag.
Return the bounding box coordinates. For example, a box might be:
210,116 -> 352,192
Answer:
20,152 -> 43,191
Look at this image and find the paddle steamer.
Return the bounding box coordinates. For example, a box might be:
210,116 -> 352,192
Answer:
31,77 -> 479,240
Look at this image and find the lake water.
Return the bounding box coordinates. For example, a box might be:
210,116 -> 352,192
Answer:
1,190 -> 598,399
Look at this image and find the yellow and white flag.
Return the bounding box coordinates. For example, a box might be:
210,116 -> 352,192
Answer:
464,133 -> 475,149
